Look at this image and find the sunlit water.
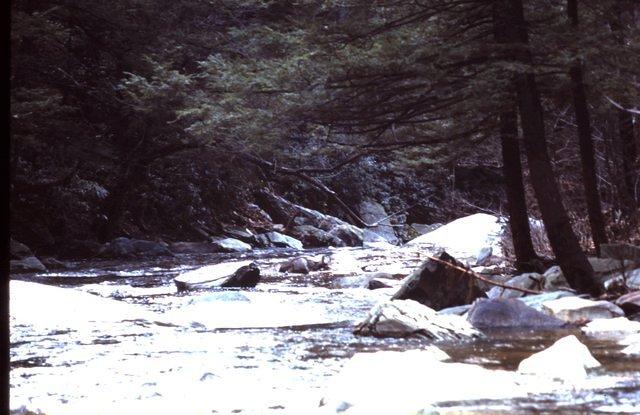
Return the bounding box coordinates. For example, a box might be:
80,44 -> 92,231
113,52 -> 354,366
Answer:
10,248 -> 640,414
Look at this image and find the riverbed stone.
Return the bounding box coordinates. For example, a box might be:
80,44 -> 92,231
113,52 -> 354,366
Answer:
289,225 -> 345,247
211,238 -> 252,253
601,243 -> 640,264
174,260 -> 260,291
581,317 -> 640,339
542,297 -> 624,324
169,241 -> 218,254
487,272 -> 544,299
616,291 -> 640,315
518,335 -> 600,381
354,299 -> 481,340
255,191 -> 363,247
392,251 -> 486,310
99,237 -> 173,258
467,298 -> 566,329
357,199 -> 399,244
260,232 -> 304,250
279,256 -> 329,274
10,239 -> 34,259
10,256 -> 47,273
517,291 -> 575,312
405,213 -> 505,260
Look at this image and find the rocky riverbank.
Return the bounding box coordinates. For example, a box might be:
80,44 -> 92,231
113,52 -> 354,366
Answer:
10,212 -> 640,414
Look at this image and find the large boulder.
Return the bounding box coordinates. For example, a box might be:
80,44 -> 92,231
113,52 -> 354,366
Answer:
541,296 -> 624,324
10,239 -> 34,259
357,199 -> 399,244
354,299 -> 481,340
487,272 -> 545,299
517,291 -> 575,312
174,261 -> 260,292
467,298 -> 566,329
288,225 -> 345,248
211,238 -> 252,253
581,317 -> 640,339
255,191 -> 363,246
279,256 -> 329,274
99,237 -> 173,259
254,231 -> 304,250
392,251 -> 485,310
10,256 -> 47,273
600,243 -> 640,265
616,291 -> 640,315
405,213 -> 505,261
169,241 -> 219,254
518,335 -> 600,381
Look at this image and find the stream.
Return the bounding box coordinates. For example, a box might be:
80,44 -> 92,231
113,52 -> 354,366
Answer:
10,247 -> 640,414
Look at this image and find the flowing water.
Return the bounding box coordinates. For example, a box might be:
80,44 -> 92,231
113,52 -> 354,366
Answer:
9,248 -> 640,414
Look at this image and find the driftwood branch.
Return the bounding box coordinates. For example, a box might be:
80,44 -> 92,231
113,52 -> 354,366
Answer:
240,152 -> 415,229
424,254 -> 574,296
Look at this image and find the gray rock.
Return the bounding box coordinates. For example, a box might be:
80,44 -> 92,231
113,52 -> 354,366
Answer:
487,273 -> 545,299
467,298 -> 566,329
410,223 -> 444,235
222,227 -> 255,243
601,243 -> 640,264
358,200 -> 399,244
438,304 -> 472,316
354,299 -> 481,340
581,317 -> 640,339
40,257 -> 71,270
279,256 -> 329,274
262,232 -> 303,250
392,251 -> 486,311
211,238 -> 252,253
169,241 -> 219,254
362,229 -> 395,248
542,266 -> 570,291
289,225 -> 345,248
174,260 -> 260,292
255,191 -> 363,246
99,237 -> 173,259
517,291 -> 575,312
542,296 -> 624,324
616,291 -> 640,315
10,256 -> 47,273
327,225 -> 363,247
10,239 -> 34,259
518,335 -> 600,381
475,247 -> 493,266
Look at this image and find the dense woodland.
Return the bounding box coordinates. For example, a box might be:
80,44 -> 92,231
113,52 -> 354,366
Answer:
10,1 -> 640,293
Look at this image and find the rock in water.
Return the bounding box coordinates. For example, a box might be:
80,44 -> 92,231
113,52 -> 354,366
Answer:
600,243 -> 640,264
392,251 -> 485,310
467,298 -> 566,329
405,213 -> 505,260
541,296 -> 624,324
211,238 -> 252,253
354,299 -> 481,340
518,335 -> 600,381
10,256 -> 47,273
99,237 -> 173,258
174,261 -> 260,292
616,291 -> 640,315
279,256 -> 329,274
487,272 -> 545,299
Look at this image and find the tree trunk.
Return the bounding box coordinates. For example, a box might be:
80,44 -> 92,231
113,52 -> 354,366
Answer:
499,111 -> 540,271
567,0 -> 608,255
498,0 -> 601,295
492,3 -> 540,271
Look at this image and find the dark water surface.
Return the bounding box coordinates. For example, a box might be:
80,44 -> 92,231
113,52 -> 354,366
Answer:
10,248 -> 640,414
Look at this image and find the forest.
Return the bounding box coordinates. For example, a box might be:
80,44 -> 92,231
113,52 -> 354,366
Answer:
8,1 -> 640,414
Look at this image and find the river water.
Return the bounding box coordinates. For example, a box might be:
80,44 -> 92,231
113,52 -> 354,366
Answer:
9,247 -> 640,414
